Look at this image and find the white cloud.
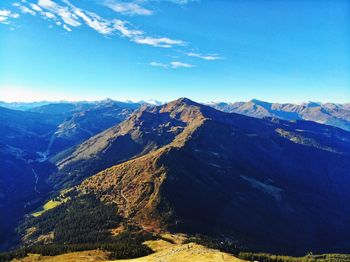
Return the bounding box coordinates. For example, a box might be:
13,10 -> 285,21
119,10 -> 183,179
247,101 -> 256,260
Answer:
171,61 -> 194,68
167,0 -> 198,4
5,0 -> 187,48
134,36 -> 185,48
103,0 -> 198,16
149,61 -> 195,69
113,19 -> 143,37
0,10 -> 12,16
30,3 -> 42,12
38,0 -> 81,27
42,11 -> 56,19
14,2 -> 57,21
63,0 -> 114,35
0,9 -> 20,24
146,0 -> 199,5
63,24 -> 71,31
104,1 -> 153,16
149,61 -> 168,68
111,20 -> 184,48
18,5 -> 36,15
77,10 -> 113,34
164,0 -> 198,4
187,52 -> 224,60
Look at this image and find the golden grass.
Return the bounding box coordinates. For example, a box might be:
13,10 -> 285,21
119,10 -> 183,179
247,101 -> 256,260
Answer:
31,189 -> 73,217
32,199 -> 67,217
113,242 -> 246,262
14,236 -> 247,262
143,239 -> 175,252
12,250 -> 110,262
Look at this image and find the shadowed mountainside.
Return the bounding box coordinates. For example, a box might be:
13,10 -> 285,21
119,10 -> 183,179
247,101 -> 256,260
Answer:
0,101 -> 139,250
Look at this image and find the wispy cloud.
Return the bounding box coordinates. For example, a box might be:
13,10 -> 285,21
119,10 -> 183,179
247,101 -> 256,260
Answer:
63,0 -> 113,34
112,20 -> 184,47
104,0 -> 153,16
38,0 -> 81,27
9,0 -> 185,48
13,4 -> 36,16
0,9 -> 19,24
187,52 -> 224,60
149,61 -> 168,68
4,0 -> 223,65
113,20 -> 143,37
29,3 -> 43,12
150,61 -> 195,68
171,61 -> 194,68
133,36 -> 185,48
17,2 -> 56,20
104,0 -> 198,16
163,0 -> 199,4
63,24 -> 71,31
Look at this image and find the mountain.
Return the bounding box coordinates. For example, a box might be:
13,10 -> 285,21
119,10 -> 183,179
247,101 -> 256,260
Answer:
49,100 -> 189,188
27,102 -> 94,116
0,102 -> 140,250
209,100 -> 350,131
21,98 -> 350,256
0,101 -> 52,111
0,107 -> 61,249
0,106 -> 62,152
46,100 -> 138,155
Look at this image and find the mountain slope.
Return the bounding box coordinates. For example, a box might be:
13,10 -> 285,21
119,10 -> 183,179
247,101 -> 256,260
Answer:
50,98 -> 202,188
0,107 -> 62,249
47,101 -> 137,155
0,106 -> 61,152
210,100 -> 350,131
0,102 -> 139,250
28,98 -> 350,255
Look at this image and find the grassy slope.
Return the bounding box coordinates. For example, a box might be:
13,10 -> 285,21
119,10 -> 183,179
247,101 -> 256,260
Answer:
9,234 -> 350,262
12,237 -> 246,262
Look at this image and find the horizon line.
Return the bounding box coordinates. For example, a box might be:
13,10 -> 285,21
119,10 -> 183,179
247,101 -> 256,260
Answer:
0,97 -> 349,105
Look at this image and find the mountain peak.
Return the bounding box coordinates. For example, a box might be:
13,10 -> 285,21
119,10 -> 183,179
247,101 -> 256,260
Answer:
176,97 -> 194,103
301,101 -> 321,107
169,97 -> 200,107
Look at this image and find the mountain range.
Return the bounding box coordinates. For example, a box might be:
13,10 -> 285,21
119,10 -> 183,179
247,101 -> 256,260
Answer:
209,99 -> 350,131
3,98 -> 349,132
1,98 -> 350,258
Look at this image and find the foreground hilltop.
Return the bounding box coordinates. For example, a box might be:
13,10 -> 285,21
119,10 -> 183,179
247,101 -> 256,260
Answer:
20,98 -> 350,256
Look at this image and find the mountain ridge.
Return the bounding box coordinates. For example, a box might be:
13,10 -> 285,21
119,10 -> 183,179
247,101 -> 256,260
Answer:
20,98 -> 350,255
209,99 -> 350,131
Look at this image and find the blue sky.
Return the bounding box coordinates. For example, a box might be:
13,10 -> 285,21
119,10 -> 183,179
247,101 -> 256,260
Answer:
0,0 -> 349,103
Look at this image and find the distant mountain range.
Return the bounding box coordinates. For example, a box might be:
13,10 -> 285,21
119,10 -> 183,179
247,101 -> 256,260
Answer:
2,99 -> 349,131
0,99 -> 163,111
209,99 -> 350,131
1,98 -> 350,257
